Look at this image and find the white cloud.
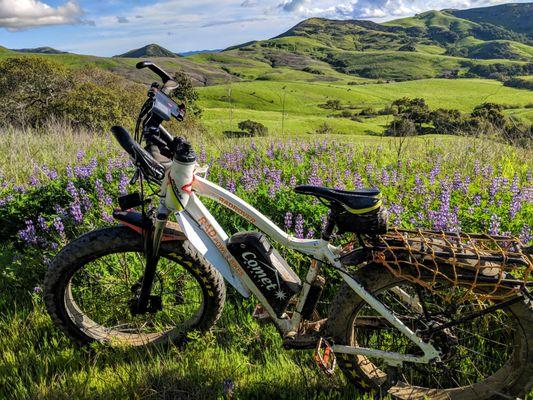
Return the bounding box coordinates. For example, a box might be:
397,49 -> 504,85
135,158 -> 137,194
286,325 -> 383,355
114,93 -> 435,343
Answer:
0,0 -> 89,30
279,0 -> 309,12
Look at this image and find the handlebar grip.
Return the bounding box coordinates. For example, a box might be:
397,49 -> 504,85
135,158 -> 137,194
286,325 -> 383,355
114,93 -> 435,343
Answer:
111,126 -> 166,181
111,125 -> 137,157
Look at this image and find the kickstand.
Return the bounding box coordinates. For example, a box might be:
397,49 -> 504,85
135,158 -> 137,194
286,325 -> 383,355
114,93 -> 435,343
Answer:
376,365 -> 399,398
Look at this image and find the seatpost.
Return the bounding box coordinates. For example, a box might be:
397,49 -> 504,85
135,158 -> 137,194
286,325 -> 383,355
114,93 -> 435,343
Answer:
321,213 -> 335,241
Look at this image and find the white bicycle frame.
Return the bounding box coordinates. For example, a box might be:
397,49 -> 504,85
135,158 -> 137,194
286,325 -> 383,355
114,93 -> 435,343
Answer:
157,164 -> 441,367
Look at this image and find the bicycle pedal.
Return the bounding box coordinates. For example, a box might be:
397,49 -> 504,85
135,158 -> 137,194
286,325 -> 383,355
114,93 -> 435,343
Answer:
252,304 -> 271,322
314,337 -> 336,376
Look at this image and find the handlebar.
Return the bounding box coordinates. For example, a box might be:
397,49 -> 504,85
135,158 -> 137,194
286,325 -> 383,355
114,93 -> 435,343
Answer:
136,61 -> 178,93
111,126 -> 166,182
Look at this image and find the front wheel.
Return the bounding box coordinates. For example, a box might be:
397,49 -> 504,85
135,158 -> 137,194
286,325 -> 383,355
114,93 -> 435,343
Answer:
327,263 -> 532,399
44,226 -> 226,346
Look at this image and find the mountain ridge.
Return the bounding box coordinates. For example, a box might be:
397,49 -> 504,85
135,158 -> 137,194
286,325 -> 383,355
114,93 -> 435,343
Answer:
114,43 -> 178,58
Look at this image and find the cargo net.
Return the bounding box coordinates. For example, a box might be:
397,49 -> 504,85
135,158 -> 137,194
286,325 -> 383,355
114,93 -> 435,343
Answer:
368,228 -> 532,302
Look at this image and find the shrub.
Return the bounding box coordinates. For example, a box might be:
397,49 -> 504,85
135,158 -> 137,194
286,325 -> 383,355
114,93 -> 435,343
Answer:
503,78 -> 533,91
223,130 -> 253,138
56,83 -> 132,132
320,99 -> 342,110
398,43 -> 416,52
471,103 -> 506,128
238,120 -> 268,137
385,117 -> 417,137
0,57 -> 72,126
302,66 -> 324,75
313,122 -> 333,135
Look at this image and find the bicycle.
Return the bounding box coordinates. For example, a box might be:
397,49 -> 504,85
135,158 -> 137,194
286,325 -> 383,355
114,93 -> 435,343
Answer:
45,61 -> 533,399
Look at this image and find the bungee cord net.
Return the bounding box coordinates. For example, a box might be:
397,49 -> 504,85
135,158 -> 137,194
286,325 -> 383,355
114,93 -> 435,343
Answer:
366,228 -> 532,302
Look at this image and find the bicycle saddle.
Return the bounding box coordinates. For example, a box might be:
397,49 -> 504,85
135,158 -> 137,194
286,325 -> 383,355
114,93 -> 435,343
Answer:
294,185 -> 382,213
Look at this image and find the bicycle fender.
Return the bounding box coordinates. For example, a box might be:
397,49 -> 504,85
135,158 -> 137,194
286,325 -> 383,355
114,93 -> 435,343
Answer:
176,211 -> 250,298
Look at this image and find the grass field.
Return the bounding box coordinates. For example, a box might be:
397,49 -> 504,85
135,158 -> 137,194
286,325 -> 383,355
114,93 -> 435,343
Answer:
1,126 -> 532,399
196,78 -> 533,135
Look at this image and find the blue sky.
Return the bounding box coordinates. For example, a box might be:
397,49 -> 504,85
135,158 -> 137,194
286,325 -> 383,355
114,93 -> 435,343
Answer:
0,0 -> 529,56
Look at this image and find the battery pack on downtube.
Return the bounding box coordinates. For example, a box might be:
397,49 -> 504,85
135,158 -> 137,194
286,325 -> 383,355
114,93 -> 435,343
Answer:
227,232 -> 301,317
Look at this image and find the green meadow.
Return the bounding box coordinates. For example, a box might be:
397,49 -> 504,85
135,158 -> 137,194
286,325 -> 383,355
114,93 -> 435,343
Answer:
197,78 -> 533,135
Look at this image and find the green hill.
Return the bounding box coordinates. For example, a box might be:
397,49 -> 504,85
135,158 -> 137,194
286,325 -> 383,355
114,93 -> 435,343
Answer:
447,3 -> 533,36
12,46 -> 67,54
114,44 -> 178,58
1,2 -> 531,84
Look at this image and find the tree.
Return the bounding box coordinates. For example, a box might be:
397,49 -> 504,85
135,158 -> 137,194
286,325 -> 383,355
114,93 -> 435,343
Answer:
171,71 -> 201,117
431,108 -> 464,134
391,97 -> 431,133
0,57 -> 72,126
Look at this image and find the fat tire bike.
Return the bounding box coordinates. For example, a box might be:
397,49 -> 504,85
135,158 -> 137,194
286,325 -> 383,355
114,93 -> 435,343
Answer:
45,61 -> 533,399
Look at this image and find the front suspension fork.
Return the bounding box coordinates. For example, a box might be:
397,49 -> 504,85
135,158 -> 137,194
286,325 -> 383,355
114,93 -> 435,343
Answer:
136,205 -> 169,313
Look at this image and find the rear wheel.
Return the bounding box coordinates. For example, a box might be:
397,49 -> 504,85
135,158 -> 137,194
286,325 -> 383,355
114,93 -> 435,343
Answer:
327,264 -> 533,399
45,226 -> 226,346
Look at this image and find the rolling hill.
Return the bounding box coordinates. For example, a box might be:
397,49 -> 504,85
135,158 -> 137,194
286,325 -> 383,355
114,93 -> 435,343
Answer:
1,3 -> 531,85
11,47 -> 67,54
114,44 -> 178,58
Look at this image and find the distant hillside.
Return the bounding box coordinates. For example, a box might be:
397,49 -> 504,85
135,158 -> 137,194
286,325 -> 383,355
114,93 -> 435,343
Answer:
447,3 -> 533,36
12,47 -> 67,54
0,2 -> 530,84
115,44 -> 177,58
179,49 -> 222,56
206,2 -> 532,81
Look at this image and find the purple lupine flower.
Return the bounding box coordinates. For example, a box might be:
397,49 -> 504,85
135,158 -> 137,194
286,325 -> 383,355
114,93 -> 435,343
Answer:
76,149 -> 85,162
37,215 -> 49,232
42,166 -> 58,180
78,188 -> 92,211
53,217 -> 65,235
284,212 -> 293,230
488,177 -> 502,204
306,229 -> 315,239
95,179 -> 106,201
33,286 -> 42,294
199,145 -> 206,164
509,173 -> 522,219
101,211 -> 114,223
474,160 -> 481,176
226,179 -> 236,193
118,173 -> 129,195
428,161 -> 441,185
518,225 -> 531,245
413,174 -> 424,194
488,214 -> 500,236
18,220 -> 38,245
380,168 -> 390,186
70,201 -> 83,223
66,181 -> 78,199
289,175 -> 297,187
388,203 -> 403,226
29,174 -> 40,186
308,163 -> 322,186
294,214 -> 304,239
